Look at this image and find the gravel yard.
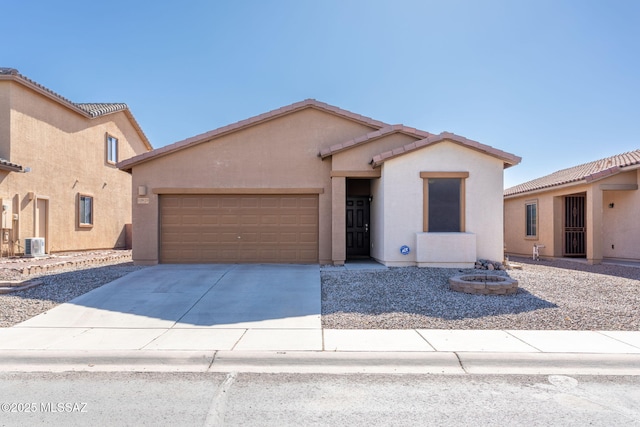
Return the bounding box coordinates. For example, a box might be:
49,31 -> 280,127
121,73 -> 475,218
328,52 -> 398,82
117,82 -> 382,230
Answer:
322,257 -> 640,330
1,253 -> 639,330
0,251 -> 146,328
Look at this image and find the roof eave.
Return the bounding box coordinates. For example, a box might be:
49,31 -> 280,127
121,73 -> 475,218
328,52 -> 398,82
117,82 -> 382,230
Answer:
504,180 -> 587,199
319,125 -> 432,159
0,73 -> 91,118
370,134 -> 521,169
0,164 -> 23,173
504,162 -> 640,198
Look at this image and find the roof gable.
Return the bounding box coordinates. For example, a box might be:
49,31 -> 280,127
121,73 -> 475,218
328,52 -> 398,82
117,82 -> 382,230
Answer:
0,67 -> 152,150
370,132 -> 521,169
504,149 -> 640,197
118,99 -> 389,171
319,124 -> 432,159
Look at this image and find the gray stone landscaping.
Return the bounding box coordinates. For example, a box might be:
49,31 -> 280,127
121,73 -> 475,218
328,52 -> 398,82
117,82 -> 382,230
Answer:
0,252 -> 638,331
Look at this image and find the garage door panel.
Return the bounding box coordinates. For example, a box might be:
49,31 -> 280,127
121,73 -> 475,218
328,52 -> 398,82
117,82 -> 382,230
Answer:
240,233 -> 258,243
280,215 -> 298,225
299,232 -> 317,243
280,198 -> 300,208
221,198 -> 240,208
220,215 -> 238,225
220,232 -> 239,243
279,232 -> 298,243
202,198 -> 221,208
260,198 -> 279,208
240,215 -> 259,225
240,198 -> 259,208
202,215 -> 219,225
300,215 -> 317,225
160,194 -> 318,263
299,197 -> 317,208
261,215 -> 279,225
182,215 -> 201,225
180,198 -> 201,209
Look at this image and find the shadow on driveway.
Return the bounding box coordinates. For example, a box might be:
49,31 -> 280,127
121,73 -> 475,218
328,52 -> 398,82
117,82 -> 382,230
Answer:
14,264 -> 321,329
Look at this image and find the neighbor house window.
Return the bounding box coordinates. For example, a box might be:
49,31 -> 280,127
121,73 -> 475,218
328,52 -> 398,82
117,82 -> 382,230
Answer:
79,194 -> 93,227
525,200 -> 537,238
421,172 -> 469,232
106,135 -> 118,164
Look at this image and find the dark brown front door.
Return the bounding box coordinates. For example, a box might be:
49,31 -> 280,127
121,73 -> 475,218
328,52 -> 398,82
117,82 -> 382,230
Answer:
564,194 -> 586,257
346,196 -> 370,258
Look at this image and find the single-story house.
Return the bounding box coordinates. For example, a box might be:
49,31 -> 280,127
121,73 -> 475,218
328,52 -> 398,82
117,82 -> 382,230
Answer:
0,67 -> 152,255
118,99 -> 520,267
504,150 -> 640,264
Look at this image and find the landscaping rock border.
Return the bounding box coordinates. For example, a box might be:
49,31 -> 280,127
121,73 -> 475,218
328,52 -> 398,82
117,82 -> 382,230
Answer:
0,250 -> 132,278
449,274 -> 518,295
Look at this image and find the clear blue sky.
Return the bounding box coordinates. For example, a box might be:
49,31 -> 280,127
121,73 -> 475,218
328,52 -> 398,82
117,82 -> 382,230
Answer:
3,0 -> 639,188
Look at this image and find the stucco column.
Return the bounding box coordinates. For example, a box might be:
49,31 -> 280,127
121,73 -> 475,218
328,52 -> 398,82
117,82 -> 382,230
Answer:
331,176 -> 346,265
586,186 -> 603,265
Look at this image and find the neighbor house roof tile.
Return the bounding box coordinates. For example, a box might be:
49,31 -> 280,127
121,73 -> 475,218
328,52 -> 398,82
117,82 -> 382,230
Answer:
370,131 -> 521,169
75,103 -> 129,118
504,149 -> 640,197
0,158 -> 23,172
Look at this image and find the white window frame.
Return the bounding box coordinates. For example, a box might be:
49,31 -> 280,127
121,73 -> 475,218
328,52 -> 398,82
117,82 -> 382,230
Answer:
525,200 -> 538,239
78,194 -> 93,228
106,134 -> 118,164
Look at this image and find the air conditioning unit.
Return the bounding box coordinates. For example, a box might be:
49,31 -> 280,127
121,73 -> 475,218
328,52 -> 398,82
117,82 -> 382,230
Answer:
24,237 -> 46,257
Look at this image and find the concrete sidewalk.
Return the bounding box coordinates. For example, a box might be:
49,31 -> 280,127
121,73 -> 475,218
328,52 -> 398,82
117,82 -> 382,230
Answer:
1,327 -> 638,375
0,263 -> 639,374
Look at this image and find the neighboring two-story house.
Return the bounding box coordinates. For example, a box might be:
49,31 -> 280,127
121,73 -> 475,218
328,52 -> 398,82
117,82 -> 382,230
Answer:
0,68 -> 152,256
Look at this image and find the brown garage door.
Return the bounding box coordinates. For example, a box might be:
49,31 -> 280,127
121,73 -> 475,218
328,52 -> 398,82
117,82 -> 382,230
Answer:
160,194 -> 318,263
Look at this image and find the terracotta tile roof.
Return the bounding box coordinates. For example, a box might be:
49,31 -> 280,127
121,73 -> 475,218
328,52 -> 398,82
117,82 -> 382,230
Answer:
504,149 -> 640,197
0,68 -> 152,150
0,158 -> 23,172
370,132 -> 521,169
319,124 -> 433,158
75,103 -> 129,118
0,68 -> 19,75
118,99 -> 389,171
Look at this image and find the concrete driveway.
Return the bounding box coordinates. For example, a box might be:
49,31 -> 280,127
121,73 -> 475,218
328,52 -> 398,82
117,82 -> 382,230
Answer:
5,264 -> 322,351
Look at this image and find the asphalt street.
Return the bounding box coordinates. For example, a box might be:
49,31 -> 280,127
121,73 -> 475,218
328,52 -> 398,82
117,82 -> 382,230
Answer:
0,372 -> 638,426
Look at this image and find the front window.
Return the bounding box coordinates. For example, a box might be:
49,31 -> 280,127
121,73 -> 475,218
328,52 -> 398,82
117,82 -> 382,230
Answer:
106,135 -> 118,164
421,172 -> 468,232
525,201 -> 537,238
79,194 -> 93,227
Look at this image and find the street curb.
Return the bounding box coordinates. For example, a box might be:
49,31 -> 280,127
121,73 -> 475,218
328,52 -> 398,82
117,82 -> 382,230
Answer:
0,350 -> 639,375
209,351 -> 464,374
0,350 -> 215,372
457,352 -> 640,375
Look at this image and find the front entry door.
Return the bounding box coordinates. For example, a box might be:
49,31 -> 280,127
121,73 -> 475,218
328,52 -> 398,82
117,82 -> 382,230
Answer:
564,194 -> 586,257
346,196 -> 370,258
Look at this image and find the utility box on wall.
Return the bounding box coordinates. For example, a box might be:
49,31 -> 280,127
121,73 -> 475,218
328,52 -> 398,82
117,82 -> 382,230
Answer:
0,199 -> 12,229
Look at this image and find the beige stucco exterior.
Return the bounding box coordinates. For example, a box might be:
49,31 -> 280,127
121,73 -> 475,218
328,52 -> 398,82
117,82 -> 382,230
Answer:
504,168 -> 640,264
375,141 -> 506,267
0,73 -> 151,255
121,100 -> 519,266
